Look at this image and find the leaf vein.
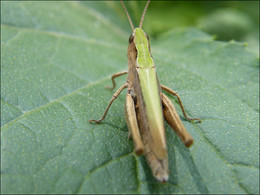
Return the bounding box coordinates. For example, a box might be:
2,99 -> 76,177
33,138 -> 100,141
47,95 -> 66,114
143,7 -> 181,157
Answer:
75,152 -> 133,193
1,76 -> 111,130
193,125 -> 248,193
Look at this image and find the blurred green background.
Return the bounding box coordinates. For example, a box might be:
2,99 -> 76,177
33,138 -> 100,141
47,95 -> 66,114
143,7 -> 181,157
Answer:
100,1 -> 259,54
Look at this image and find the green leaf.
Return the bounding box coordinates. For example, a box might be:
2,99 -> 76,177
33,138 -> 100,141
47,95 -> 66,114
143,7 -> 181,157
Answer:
1,2 -> 259,194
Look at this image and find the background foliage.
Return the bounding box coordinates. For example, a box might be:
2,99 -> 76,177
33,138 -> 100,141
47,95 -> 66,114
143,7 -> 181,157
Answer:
119,1 -> 259,53
1,1 -> 259,194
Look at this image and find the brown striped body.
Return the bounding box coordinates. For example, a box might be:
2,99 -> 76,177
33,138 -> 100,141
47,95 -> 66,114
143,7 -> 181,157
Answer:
126,41 -> 168,181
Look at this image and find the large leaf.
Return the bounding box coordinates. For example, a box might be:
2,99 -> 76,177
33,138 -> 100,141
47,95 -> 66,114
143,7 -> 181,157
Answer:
1,1 -> 259,194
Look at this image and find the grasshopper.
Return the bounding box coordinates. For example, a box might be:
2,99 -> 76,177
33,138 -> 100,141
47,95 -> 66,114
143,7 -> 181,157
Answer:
89,0 -> 201,182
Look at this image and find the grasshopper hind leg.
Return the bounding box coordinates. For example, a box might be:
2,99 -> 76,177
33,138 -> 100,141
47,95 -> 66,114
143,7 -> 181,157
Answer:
161,93 -> 194,147
125,92 -> 144,156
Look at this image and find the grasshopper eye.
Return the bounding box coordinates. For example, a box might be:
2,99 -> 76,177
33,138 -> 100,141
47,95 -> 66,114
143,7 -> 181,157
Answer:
145,33 -> 149,41
144,32 -> 149,41
129,34 -> 134,43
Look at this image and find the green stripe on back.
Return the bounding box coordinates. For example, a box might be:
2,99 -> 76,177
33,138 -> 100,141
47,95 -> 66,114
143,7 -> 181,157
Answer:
138,68 -> 167,159
134,28 -> 153,68
134,27 -> 167,159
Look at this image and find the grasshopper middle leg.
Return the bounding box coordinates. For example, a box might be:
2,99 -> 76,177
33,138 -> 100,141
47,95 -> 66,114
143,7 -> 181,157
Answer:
89,83 -> 128,124
161,85 -> 201,122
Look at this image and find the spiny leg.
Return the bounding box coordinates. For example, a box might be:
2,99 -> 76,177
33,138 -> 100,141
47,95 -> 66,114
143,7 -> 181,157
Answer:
125,92 -> 144,156
89,83 -> 128,124
161,84 -> 201,122
106,70 -> 128,90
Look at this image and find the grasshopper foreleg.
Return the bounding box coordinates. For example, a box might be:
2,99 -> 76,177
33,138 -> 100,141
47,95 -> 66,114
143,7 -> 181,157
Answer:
161,85 -> 201,123
125,92 -> 144,156
106,71 -> 128,90
89,83 -> 128,124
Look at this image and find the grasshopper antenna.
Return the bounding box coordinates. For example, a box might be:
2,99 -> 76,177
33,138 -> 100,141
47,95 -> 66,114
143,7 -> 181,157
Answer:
120,0 -> 134,32
139,0 -> 151,28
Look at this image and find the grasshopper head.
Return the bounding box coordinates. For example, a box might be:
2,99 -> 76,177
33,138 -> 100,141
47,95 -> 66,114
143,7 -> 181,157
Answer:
121,0 -> 151,44
129,28 -> 149,44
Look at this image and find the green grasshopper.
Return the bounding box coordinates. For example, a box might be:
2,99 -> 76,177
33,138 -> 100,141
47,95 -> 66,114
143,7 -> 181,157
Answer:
89,0 -> 201,182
